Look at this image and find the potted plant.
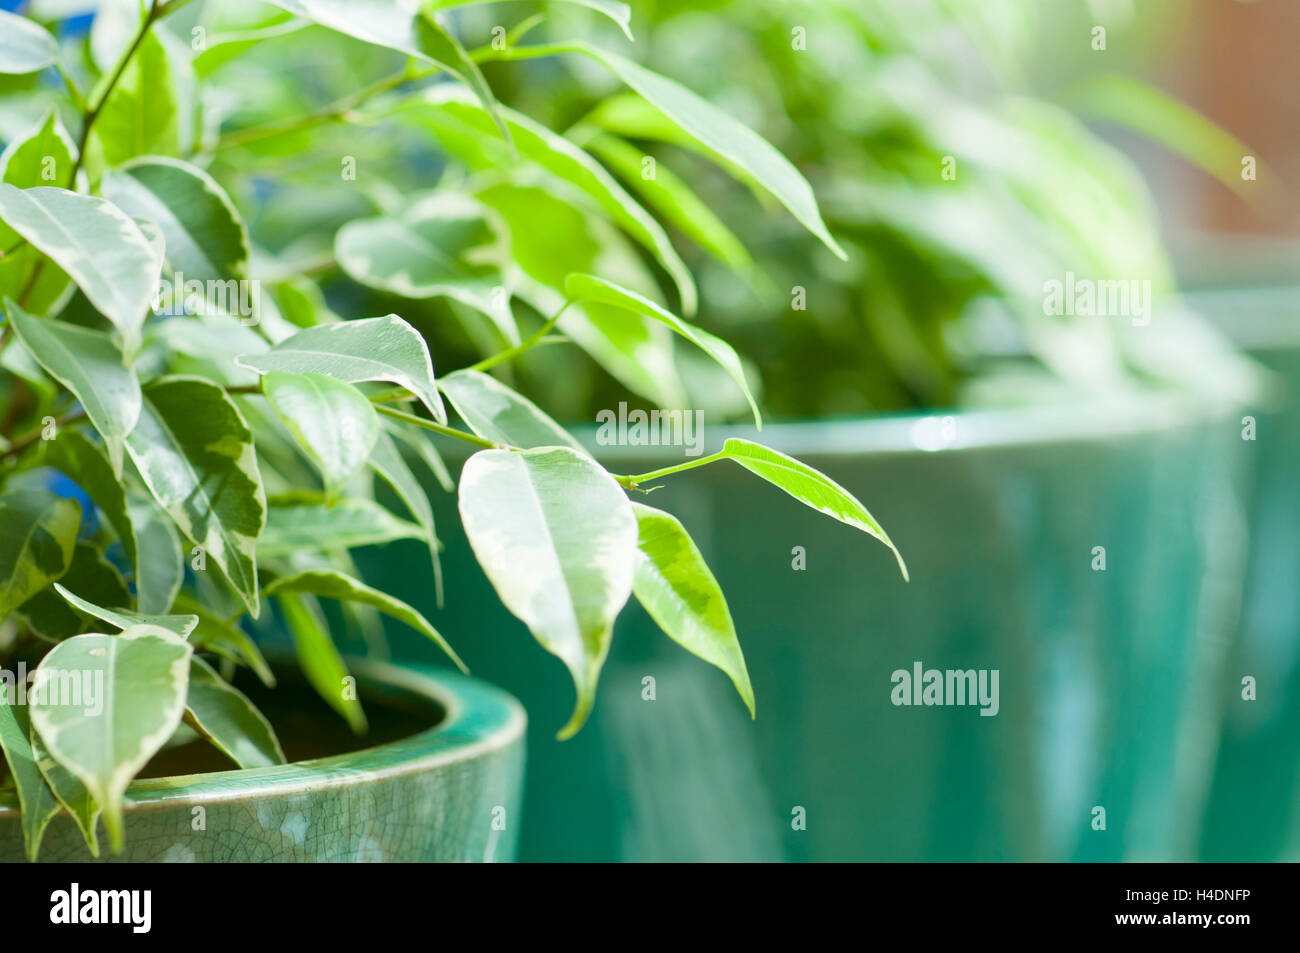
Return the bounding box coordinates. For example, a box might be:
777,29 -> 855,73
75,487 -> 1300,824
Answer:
0,0 -> 905,862
367,1 -> 1265,860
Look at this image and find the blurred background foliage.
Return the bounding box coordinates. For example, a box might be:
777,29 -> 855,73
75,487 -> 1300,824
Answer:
0,0 -> 1275,426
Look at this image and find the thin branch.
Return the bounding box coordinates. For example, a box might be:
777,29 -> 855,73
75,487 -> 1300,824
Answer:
374,405 -> 498,450
211,63 -> 441,153
470,300 -> 575,373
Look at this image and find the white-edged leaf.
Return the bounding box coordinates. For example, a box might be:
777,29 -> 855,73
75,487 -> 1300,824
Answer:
29,625 -> 193,852
564,273 -> 761,426
0,186 -> 162,355
125,376 -> 267,616
184,656 -> 285,769
0,688 -> 61,861
630,502 -> 753,715
236,314 -> 447,423
7,300 -> 142,476
0,11 -> 58,74
265,568 -> 465,672
458,446 -> 636,738
52,584 -> 198,639
101,157 -> 252,320
335,192 -> 503,314
262,372 -> 379,498
260,497 -> 423,556
440,368 -> 585,452
0,488 -> 80,619
30,725 -> 101,857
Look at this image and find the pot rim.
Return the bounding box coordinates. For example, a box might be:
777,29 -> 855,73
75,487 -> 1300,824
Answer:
571,390 -> 1240,465
0,659 -> 525,816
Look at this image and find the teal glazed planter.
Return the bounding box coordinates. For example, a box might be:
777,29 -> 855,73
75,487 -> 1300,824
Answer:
372,393 -> 1249,861
1191,285 -> 1300,861
0,661 -> 526,862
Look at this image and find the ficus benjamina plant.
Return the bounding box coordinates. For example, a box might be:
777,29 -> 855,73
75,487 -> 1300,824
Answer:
0,0 -> 907,861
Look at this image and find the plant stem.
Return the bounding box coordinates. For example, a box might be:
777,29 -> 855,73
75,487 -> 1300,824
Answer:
610,451 -> 728,490
16,1 -> 163,309
470,300 -> 574,373
470,42 -> 576,66
212,63 -> 441,152
69,0 -> 163,188
3,408 -> 85,460
373,405 -> 498,450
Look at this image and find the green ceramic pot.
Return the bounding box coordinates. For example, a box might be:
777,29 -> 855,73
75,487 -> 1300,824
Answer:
0,660 -> 526,863
370,392 -> 1249,861
1189,285 -> 1300,861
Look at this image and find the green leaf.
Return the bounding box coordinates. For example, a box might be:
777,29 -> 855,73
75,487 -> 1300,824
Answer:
0,107 -> 77,198
184,656 -> 285,769
7,301 -> 142,477
93,30 -> 180,165
430,0 -> 633,40
261,497 -> 423,556
259,0 -> 511,143
582,132 -> 751,271
476,184 -> 686,406
400,85 -> 697,314
262,372 -> 379,499
370,429 -> 442,601
29,624 -> 193,852
555,43 -> 845,260
0,488 -> 80,619
440,368 -> 585,452
37,431 -> 137,572
276,590 -> 366,733
458,447 -> 636,738
0,109 -> 77,309
236,314 -> 447,424
335,192 -> 503,315
53,583 -> 199,640
717,439 -> 907,579
127,493 -> 184,615
629,502 -> 753,716
564,273 -> 761,426
30,725 -> 101,857
126,377 -> 267,616
0,187 -> 162,355
0,688 -> 61,861
0,11 -> 58,74
172,592 -> 275,688
265,568 -> 465,672
101,157 -> 252,319
387,422 -> 454,492
18,543 -> 130,642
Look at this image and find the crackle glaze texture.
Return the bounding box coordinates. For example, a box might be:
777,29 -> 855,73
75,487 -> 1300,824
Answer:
0,662 -> 526,862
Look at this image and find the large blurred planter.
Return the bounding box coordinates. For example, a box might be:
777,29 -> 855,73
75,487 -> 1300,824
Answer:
1186,284 -> 1300,861
370,393 -> 1248,861
0,661 -> 526,863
